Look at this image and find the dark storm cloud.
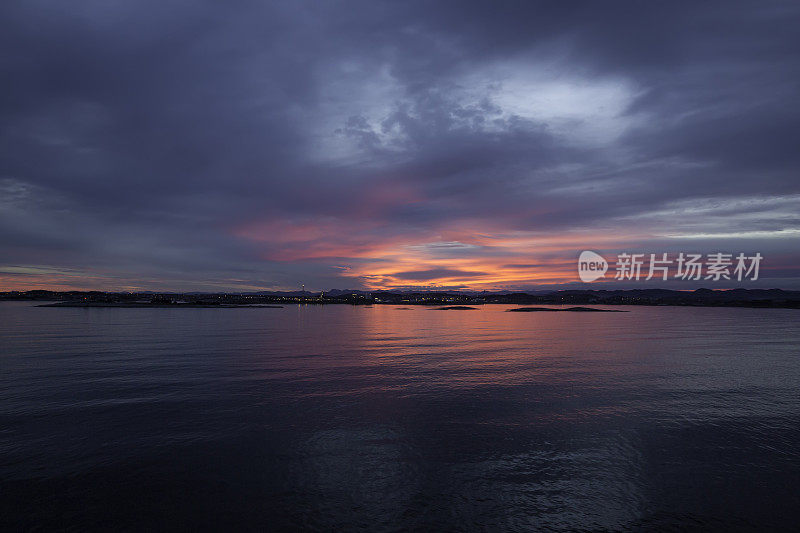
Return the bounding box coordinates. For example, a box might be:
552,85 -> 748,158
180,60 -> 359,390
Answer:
1,0 -> 799,290
391,268 -> 487,282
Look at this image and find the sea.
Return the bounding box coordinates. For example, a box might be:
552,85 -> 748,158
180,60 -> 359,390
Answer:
1,301 -> 799,531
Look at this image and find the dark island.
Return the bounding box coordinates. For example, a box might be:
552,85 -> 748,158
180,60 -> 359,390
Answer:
507,307 -> 627,312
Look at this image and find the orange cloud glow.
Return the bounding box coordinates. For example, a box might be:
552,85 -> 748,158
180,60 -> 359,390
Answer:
232,216 -> 648,290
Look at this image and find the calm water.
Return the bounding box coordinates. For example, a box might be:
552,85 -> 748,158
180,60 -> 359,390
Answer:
1,302 -> 799,531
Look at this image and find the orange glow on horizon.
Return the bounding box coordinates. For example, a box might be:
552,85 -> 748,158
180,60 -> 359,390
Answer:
230,216 -> 649,290
2,219 -> 660,292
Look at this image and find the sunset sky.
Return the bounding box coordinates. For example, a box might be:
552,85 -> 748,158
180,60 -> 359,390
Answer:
1,1 -> 799,291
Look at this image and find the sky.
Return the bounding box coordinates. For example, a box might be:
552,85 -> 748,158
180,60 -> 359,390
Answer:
1,0 -> 799,292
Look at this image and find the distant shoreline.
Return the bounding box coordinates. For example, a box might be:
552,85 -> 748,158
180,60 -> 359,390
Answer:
4,287 -> 799,310
29,301 -> 799,310
37,302 -> 284,309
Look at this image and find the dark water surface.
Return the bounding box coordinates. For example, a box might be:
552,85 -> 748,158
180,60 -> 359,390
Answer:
1,302 -> 799,531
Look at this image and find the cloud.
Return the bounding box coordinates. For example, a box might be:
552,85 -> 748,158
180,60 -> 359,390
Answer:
390,268 -> 488,282
1,0 -> 799,290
